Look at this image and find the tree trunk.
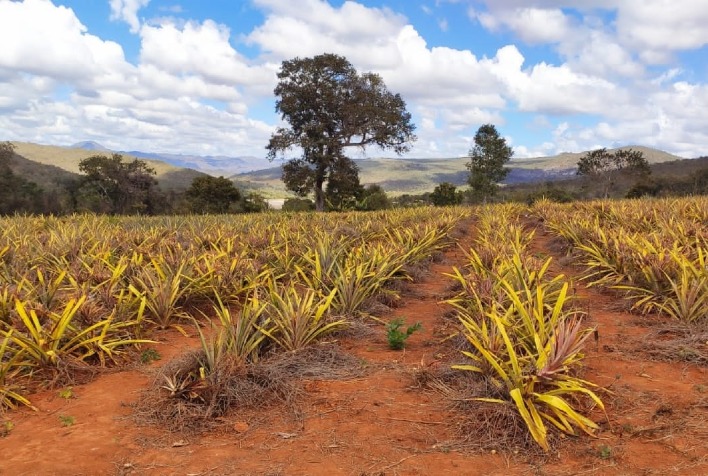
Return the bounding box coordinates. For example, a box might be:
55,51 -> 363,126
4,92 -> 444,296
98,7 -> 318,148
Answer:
314,178 -> 325,211
314,160 -> 327,211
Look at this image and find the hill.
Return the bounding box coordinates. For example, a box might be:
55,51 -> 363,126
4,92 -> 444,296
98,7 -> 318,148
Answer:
8,141 -> 686,198
6,150 -> 78,192
510,146 -> 681,170
11,142 -> 205,191
235,146 -> 683,197
69,141 -> 267,176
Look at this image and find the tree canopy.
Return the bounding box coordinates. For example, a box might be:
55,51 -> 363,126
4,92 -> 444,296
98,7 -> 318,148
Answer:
75,154 -> 158,214
577,148 -> 650,198
185,175 -> 241,214
466,124 -> 513,201
431,182 -> 463,206
267,53 -> 416,211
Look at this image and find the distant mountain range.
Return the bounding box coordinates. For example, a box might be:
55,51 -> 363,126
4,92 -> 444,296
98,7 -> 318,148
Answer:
71,142 -> 268,175
8,141 -> 687,197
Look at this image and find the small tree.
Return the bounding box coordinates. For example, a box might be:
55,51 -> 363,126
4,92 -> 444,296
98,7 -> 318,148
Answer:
267,53 -> 416,211
239,192 -> 269,213
431,182 -> 463,206
466,124 -> 513,202
186,175 -> 241,214
358,184 -> 390,211
77,154 -> 158,214
282,197 -> 315,212
577,148 -> 650,198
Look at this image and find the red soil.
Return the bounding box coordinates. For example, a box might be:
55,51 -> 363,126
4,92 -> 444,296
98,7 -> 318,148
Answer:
1,222 -> 705,475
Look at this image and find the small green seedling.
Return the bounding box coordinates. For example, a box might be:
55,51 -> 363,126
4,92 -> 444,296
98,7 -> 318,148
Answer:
386,318 -> 422,350
140,348 -> 161,364
598,445 -> 612,460
1,420 -> 13,437
58,387 -> 74,400
58,415 -> 75,427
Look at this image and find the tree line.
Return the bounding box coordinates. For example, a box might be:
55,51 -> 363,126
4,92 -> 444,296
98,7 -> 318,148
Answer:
265,53 -> 678,209
0,143 -> 268,216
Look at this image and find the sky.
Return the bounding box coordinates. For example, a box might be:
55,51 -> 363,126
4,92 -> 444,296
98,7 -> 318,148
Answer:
1,0 -> 707,163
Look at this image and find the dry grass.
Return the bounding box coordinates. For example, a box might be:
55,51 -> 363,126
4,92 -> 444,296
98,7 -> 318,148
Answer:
632,324 -> 708,365
134,343 -> 367,433
410,365 -> 548,455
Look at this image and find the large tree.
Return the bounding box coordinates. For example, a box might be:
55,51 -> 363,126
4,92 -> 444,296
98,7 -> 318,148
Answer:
76,154 -> 158,214
577,148 -> 650,198
267,53 -> 416,211
186,175 -> 241,214
466,124 -> 513,201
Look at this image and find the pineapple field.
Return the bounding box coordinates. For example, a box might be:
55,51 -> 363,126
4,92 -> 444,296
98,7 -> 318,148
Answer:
0,199 -> 705,475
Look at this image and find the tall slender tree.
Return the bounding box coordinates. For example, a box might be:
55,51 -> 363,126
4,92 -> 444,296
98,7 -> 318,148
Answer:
466,124 -> 513,202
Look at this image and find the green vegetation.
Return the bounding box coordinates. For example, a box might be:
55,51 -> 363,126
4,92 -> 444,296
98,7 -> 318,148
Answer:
282,197 -> 315,212
3,139 -> 705,215
140,348 -> 161,364
0,208 -> 465,411
185,175 -> 241,214
71,154 -> 159,214
266,53 -> 416,211
0,143 -> 277,216
238,146 -> 693,199
430,182 -> 463,206
386,318 -> 421,350
0,196 -> 703,454
1,420 -> 13,437
576,148 -> 650,198
58,415 -> 75,427
0,142 -> 46,214
537,197 -> 708,323
58,387 -> 74,400
10,141 -> 202,190
447,204 -> 604,451
466,124 -> 513,201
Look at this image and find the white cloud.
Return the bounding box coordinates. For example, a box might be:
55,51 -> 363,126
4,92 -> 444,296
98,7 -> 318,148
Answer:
0,0 -> 273,157
248,0 -> 407,69
471,1 -> 708,65
140,19 -> 274,90
616,0 -> 708,62
0,0 -> 130,81
474,7 -> 571,44
109,0 -> 151,33
532,81 -> 708,158
470,3 -> 645,79
481,45 -> 626,116
1,0 -> 707,162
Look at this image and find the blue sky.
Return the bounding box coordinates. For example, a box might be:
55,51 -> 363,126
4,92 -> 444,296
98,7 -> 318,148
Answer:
1,0 -> 707,163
